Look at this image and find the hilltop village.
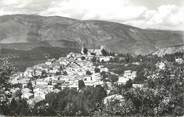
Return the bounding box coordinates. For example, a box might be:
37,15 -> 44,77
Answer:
1,46 -> 184,116
7,47 -> 137,106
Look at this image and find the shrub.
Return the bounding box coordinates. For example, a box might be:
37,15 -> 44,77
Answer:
86,71 -> 92,75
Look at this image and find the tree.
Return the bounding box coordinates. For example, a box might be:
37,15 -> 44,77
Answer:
103,97 -> 135,116
93,85 -> 107,103
9,98 -> 17,115
16,99 -> 30,116
0,61 -> 15,115
86,71 -> 92,75
15,90 -> 22,99
125,54 -> 132,63
78,80 -> 86,90
94,68 -> 100,73
8,98 -> 30,116
41,70 -> 47,78
101,49 -> 108,56
81,56 -> 86,60
109,74 -> 119,82
27,80 -> 33,91
91,57 -> 97,62
0,62 -> 15,86
125,79 -> 133,89
63,71 -> 68,75
33,100 -> 49,116
83,48 -> 88,55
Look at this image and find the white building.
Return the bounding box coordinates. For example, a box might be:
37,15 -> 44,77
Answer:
24,68 -> 34,78
117,76 -> 130,85
21,92 -> 33,99
117,70 -> 137,85
103,94 -> 124,105
123,70 -> 137,79
157,62 -> 166,70
99,56 -> 113,62
132,84 -> 144,88
34,90 -> 46,101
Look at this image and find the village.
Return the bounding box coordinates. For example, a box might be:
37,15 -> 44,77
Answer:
4,47 -> 138,107
0,46 -> 184,116
2,46 -> 184,109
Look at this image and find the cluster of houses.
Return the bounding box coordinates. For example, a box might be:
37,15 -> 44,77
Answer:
6,48 -> 138,106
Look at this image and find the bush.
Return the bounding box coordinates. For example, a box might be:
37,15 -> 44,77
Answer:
101,49 -> 108,56
83,48 -> 88,55
91,57 -> 97,62
86,71 -> 92,75
94,68 -> 100,73
109,74 -> 118,82
81,56 -> 86,60
78,80 -> 86,90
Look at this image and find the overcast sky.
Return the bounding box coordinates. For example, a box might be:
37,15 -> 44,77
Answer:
0,0 -> 183,30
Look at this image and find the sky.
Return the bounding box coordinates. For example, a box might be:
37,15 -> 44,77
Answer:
0,0 -> 183,30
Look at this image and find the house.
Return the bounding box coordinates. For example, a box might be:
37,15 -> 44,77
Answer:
91,73 -> 101,80
22,88 -> 32,95
67,52 -> 76,59
0,94 -> 6,102
34,95 -> 45,103
83,76 -> 93,82
48,68 -> 59,74
53,89 -> 60,93
36,80 -> 48,87
34,69 -> 42,77
18,79 -> 30,87
34,90 -> 46,101
82,75 -> 103,87
61,81 -> 78,90
27,99 -> 35,107
45,61 -> 52,66
93,81 -> 104,86
132,84 -> 144,88
117,76 -> 130,85
103,94 -> 125,105
24,68 -> 34,78
175,58 -> 183,64
123,70 -> 137,79
4,91 -> 11,98
98,56 -> 113,62
10,88 -> 20,94
10,78 -> 19,84
100,67 -> 109,72
117,70 -> 137,85
132,62 -> 140,65
156,62 -> 165,70
45,59 -> 56,65
69,82 -> 78,90
21,92 -> 33,99
88,46 -> 106,56
47,85 -> 54,92
59,60 -> 69,66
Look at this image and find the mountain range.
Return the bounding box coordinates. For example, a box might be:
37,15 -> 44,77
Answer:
0,14 -> 183,55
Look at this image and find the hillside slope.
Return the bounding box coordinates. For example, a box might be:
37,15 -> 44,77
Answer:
152,44 -> 184,57
0,14 -> 183,55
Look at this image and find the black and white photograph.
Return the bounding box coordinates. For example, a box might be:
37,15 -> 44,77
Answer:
0,0 -> 184,116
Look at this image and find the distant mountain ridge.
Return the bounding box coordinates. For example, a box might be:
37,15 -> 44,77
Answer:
0,14 -> 183,55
